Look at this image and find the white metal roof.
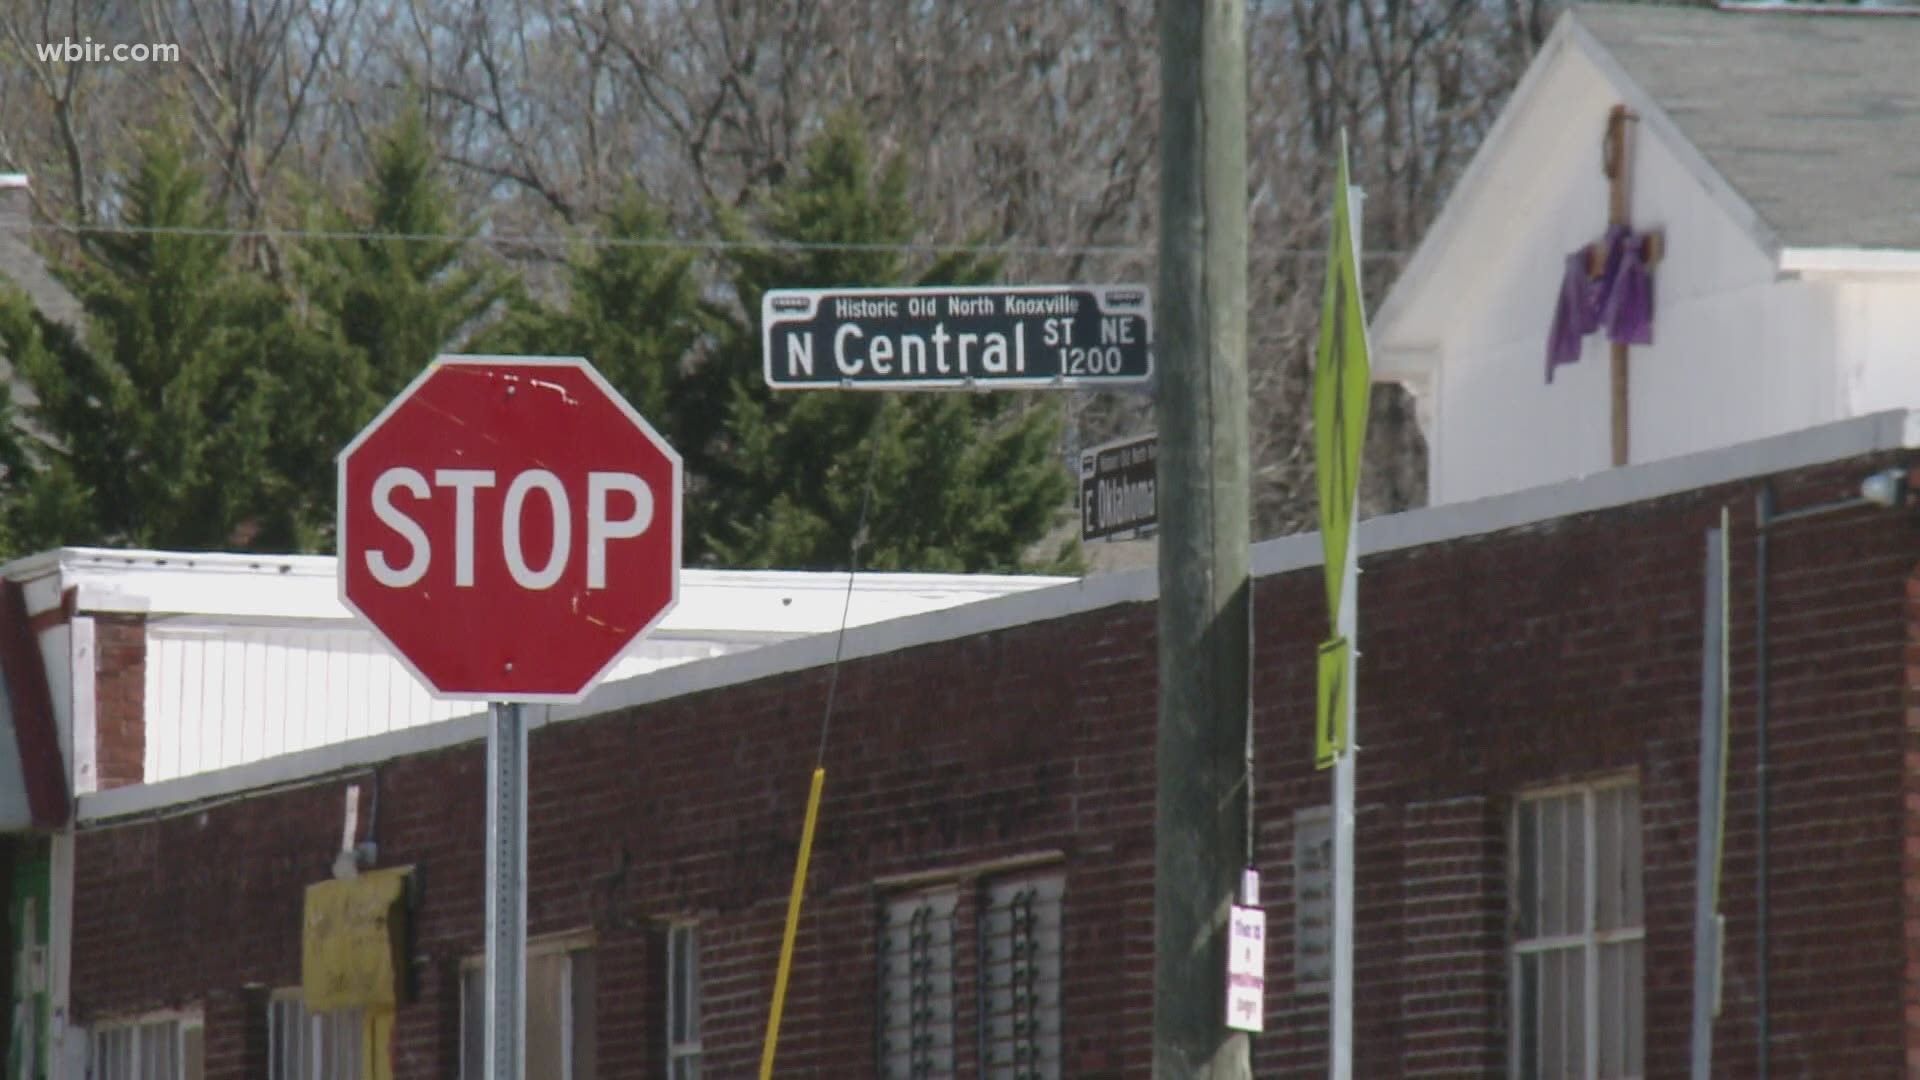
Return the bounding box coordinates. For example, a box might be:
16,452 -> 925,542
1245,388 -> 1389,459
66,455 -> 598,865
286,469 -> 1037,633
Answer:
0,547 -> 1071,789
7,547 -> 1070,639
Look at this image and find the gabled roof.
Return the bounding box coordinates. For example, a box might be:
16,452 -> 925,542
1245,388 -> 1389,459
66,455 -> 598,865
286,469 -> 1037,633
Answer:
1372,1 -> 1920,370
1576,3 -> 1920,254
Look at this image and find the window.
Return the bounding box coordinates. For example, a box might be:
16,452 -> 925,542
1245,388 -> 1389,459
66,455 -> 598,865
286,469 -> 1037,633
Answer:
980,876 -> 1063,1079
878,888 -> 958,1078
459,938 -> 596,1080
877,870 -> 1067,1080
267,992 -> 364,1080
665,922 -> 702,1079
90,1013 -> 203,1080
1512,781 -> 1644,1080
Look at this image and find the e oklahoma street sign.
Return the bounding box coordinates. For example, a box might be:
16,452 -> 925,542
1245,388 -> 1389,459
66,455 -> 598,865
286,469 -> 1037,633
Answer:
762,285 -> 1152,389
1080,430 -> 1158,542
337,355 -> 682,702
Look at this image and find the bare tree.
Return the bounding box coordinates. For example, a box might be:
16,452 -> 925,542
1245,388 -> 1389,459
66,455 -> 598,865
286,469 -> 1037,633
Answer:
0,0 -> 1555,543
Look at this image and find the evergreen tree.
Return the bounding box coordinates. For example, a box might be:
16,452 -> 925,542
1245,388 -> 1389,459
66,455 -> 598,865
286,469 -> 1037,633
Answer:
0,127 -> 296,552
0,297 -> 81,553
704,115 -> 1080,573
483,187 -> 721,464
286,109 -> 511,547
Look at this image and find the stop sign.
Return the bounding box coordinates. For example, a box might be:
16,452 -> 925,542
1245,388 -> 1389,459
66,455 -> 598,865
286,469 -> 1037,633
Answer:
337,355 -> 681,702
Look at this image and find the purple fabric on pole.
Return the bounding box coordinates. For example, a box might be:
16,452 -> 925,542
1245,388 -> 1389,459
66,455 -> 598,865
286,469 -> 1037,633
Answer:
1543,224 -> 1656,383
1602,237 -> 1654,347
1545,250 -> 1598,383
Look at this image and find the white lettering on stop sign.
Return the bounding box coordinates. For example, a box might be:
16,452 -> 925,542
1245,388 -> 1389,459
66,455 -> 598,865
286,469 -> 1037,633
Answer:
364,466 -> 654,590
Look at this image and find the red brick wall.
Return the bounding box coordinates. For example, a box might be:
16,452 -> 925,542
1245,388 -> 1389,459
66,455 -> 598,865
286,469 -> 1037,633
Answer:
1900,571 -> 1920,1077
203,986 -> 266,1077
92,613 -> 146,790
69,453 -> 1920,1076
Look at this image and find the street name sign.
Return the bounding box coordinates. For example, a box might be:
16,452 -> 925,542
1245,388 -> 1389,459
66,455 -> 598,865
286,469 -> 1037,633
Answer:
337,355 -> 683,703
762,285 -> 1152,390
1079,430 -> 1158,542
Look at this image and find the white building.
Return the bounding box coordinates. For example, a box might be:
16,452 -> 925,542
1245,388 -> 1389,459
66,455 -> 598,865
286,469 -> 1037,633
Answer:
1373,2 -> 1920,505
0,546 -> 1072,819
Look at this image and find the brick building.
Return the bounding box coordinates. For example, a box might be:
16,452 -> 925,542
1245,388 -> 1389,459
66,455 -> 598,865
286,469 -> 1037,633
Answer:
37,412 -> 1920,1077
0,556 -> 1063,1079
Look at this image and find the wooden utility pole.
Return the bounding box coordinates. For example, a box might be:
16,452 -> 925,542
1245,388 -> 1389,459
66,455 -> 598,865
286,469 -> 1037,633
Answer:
1154,0 -> 1253,1075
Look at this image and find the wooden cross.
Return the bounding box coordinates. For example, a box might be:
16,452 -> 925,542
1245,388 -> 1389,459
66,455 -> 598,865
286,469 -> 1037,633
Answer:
1590,106 -> 1664,467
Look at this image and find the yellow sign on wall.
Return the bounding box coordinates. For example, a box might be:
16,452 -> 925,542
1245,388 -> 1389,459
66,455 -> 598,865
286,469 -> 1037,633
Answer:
302,867 -> 412,1011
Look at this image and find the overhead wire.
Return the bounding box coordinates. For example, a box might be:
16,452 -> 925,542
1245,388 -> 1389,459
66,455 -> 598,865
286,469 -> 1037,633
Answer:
817,402 -> 886,767
10,219 -> 1408,261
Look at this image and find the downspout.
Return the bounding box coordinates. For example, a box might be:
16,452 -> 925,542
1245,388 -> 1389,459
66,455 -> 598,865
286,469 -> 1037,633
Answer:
1753,485 -> 1772,1080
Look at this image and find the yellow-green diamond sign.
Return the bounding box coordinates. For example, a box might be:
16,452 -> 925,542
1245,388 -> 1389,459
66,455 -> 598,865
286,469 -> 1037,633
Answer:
1313,133 -> 1372,626
1313,132 -> 1371,769
1315,636 -> 1350,771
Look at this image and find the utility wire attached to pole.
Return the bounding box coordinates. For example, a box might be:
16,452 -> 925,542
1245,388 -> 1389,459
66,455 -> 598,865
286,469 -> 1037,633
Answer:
759,400 -> 887,1080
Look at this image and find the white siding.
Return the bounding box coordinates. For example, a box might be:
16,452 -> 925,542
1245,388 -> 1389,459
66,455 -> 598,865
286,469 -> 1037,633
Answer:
1839,280 -> 1920,418
141,625 -> 742,783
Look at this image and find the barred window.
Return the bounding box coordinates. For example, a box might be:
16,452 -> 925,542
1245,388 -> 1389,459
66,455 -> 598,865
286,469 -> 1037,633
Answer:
459,938 -> 597,1080
90,1013 -> 203,1080
981,875 -> 1064,1079
877,888 -> 958,1078
1512,781 -> 1644,1080
267,993 -> 364,1079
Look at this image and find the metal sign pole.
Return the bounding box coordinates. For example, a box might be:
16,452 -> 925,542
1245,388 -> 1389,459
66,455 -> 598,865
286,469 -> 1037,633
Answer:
1330,554 -> 1357,1080
486,701 -> 527,1080
1329,180 -> 1366,1080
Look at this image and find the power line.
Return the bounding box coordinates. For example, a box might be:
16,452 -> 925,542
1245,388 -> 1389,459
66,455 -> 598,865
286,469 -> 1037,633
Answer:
816,398 -> 886,769
9,219 -> 1408,261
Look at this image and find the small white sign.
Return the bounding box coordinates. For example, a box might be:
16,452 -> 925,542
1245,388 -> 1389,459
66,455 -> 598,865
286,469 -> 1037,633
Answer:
1226,904 -> 1266,1032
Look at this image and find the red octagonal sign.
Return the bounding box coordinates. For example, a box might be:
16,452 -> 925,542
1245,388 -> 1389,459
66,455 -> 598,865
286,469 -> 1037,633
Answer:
337,355 -> 682,702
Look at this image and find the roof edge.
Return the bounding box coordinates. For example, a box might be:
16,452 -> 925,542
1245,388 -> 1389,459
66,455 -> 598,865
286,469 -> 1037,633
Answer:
24,545 -> 1071,594
1562,9 -> 1783,258
74,408 -> 1920,824
1778,246 -> 1920,278
1716,0 -> 1920,15
1374,5 -> 1790,355
1371,14 -> 1581,341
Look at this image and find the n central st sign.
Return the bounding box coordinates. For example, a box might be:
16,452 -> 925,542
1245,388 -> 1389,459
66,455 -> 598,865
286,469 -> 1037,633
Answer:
762,285 -> 1153,390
